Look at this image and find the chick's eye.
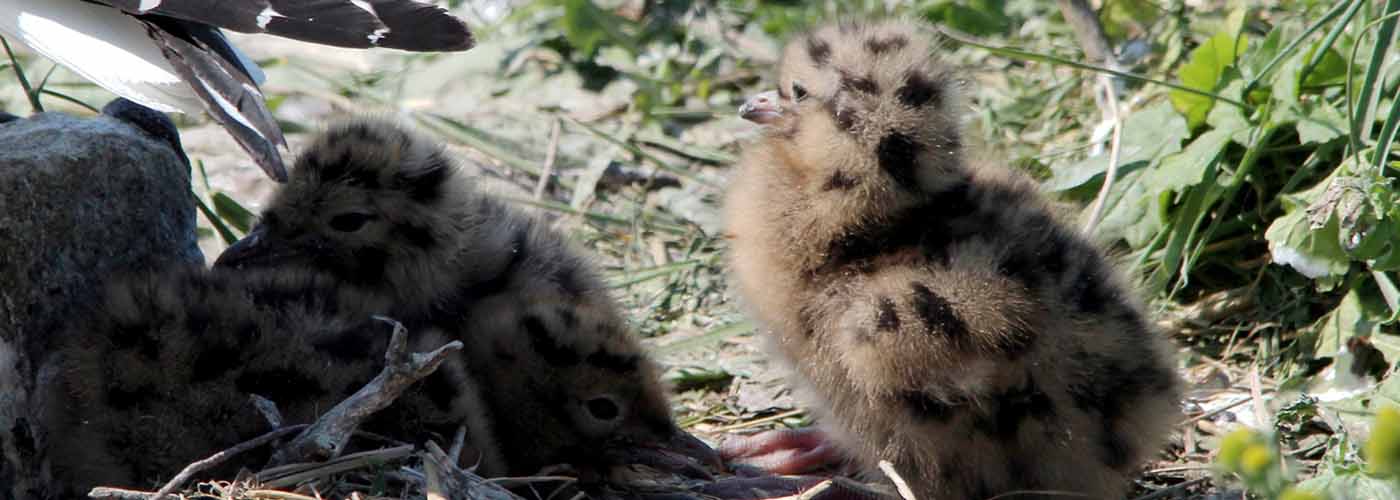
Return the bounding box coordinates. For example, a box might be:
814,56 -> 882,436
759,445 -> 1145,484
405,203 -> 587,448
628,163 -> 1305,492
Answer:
792,82 -> 809,101
585,397 -> 621,422
328,213 -> 376,232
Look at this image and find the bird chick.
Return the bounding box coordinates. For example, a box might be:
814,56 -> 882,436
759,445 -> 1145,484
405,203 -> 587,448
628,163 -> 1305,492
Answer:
35,117 -> 714,497
723,20 -> 1180,499
216,117 -> 717,482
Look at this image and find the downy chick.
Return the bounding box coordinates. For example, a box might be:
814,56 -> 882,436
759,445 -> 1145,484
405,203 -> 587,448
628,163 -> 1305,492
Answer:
36,117 -> 714,497
722,20 -> 1180,499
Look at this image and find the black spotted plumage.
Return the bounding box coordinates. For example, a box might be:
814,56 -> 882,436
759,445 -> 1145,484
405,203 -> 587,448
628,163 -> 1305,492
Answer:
725,19 -> 1180,500
32,117 -> 715,498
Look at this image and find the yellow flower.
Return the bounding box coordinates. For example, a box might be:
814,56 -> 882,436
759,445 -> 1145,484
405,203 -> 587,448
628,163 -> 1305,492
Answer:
1217,428 -> 1260,472
1240,444 -> 1274,477
1367,406 -> 1400,476
1278,486 -> 1324,500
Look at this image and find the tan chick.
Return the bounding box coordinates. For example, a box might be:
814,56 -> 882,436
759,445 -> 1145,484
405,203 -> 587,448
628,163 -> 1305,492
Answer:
721,19 -> 1180,499
34,117 -> 715,498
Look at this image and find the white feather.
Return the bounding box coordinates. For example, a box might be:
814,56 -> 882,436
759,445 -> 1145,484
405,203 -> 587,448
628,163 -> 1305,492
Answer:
0,0 -> 200,113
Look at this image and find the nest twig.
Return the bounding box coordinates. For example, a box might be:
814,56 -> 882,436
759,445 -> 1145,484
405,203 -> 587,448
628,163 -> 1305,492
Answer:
88,425 -> 309,500
421,441 -> 525,500
269,316 -> 464,466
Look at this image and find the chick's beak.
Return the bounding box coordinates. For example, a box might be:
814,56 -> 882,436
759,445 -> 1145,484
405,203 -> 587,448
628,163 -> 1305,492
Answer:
606,428 -> 723,480
213,224 -> 282,269
739,90 -> 784,124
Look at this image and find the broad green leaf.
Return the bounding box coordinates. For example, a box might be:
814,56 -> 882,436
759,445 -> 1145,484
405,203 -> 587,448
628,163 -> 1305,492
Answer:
1299,469 -> 1400,500
1293,100 -> 1349,145
922,0 -> 1011,37
1316,290 -> 1379,358
1144,128 -> 1233,191
1204,80 -> 1253,144
1098,0 -> 1157,41
1271,48 -> 1304,104
1266,205 -> 1350,280
1241,24 -> 1289,83
1042,103 -> 1188,192
1092,169 -> 1157,247
559,0 -> 635,57
1170,30 -> 1248,129
1302,45 -> 1349,88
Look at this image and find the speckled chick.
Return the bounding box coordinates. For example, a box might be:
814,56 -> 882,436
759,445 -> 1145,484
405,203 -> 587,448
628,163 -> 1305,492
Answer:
723,19 -> 1180,499
34,117 -> 713,497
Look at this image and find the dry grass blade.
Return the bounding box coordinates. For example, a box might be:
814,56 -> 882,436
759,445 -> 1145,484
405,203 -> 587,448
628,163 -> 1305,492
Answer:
96,424 -> 310,500
877,461 -> 915,500
535,118 -> 563,200
257,445 -> 414,488
421,441 -> 525,500
269,317 -> 464,466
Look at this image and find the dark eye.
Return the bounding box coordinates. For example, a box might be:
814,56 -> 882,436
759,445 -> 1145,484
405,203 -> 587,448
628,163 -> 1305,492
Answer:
585,397 -> 621,422
328,213 -> 376,232
792,82 -> 809,101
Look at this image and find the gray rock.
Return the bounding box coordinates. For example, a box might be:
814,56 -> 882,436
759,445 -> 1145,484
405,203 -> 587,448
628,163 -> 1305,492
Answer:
0,110 -> 201,500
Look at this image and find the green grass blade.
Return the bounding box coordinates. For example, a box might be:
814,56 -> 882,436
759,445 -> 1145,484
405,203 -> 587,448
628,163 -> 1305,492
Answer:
1375,90 -> 1400,172
607,259 -> 703,288
1297,1 -> 1366,86
634,132 -> 737,164
1241,0 -> 1359,97
38,89 -> 99,113
563,116 -> 719,188
504,196 -> 690,235
414,112 -> 573,188
193,191 -> 240,245
1,36 -> 43,113
653,321 -> 754,356
936,27 -> 1249,110
1347,1 -> 1400,159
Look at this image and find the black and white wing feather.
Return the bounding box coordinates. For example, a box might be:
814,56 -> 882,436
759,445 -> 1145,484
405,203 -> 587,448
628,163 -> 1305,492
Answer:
96,0 -> 475,51
0,0 -> 474,182
139,16 -> 287,180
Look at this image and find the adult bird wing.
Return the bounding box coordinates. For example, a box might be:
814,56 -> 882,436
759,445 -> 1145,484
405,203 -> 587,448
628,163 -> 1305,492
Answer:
139,15 -> 288,180
0,0 -> 289,180
94,0 -> 476,52
0,0 -> 202,114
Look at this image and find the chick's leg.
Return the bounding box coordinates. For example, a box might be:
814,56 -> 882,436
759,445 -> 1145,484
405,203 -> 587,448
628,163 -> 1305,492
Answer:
720,428 -> 843,475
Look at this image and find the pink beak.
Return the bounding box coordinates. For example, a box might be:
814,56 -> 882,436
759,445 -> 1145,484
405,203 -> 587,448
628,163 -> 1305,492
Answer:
739,90 -> 784,124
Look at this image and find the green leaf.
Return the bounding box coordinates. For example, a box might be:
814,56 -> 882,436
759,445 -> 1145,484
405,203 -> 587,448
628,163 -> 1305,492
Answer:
1170,30 -> 1249,129
1265,202 -> 1350,280
559,0 -> 635,57
212,192 -> 255,234
1144,128 -> 1233,191
1098,0 -> 1158,41
1292,100 -> 1350,145
1093,169 -> 1158,247
922,0 -> 1011,37
1042,102 -> 1188,191
1316,290 -> 1378,358
1299,469 -> 1400,500
1241,23 -> 1289,83
1301,45 -> 1349,88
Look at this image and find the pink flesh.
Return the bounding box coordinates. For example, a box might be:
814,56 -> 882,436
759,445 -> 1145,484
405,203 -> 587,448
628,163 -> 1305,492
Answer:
719,428 -> 844,475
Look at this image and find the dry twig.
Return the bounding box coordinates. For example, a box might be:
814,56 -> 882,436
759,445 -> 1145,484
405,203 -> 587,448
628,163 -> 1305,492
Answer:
534,118 -> 562,200
98,425 -> 309,500
1082,73 -> 1125,235
258,445 -> 415,488
421,441 -> 525,500
269,317 -> 463,465
877,461 -> 916,500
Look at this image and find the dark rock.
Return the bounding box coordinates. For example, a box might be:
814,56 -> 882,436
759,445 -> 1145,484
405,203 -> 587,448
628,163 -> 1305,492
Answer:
0,110 -> 200,500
